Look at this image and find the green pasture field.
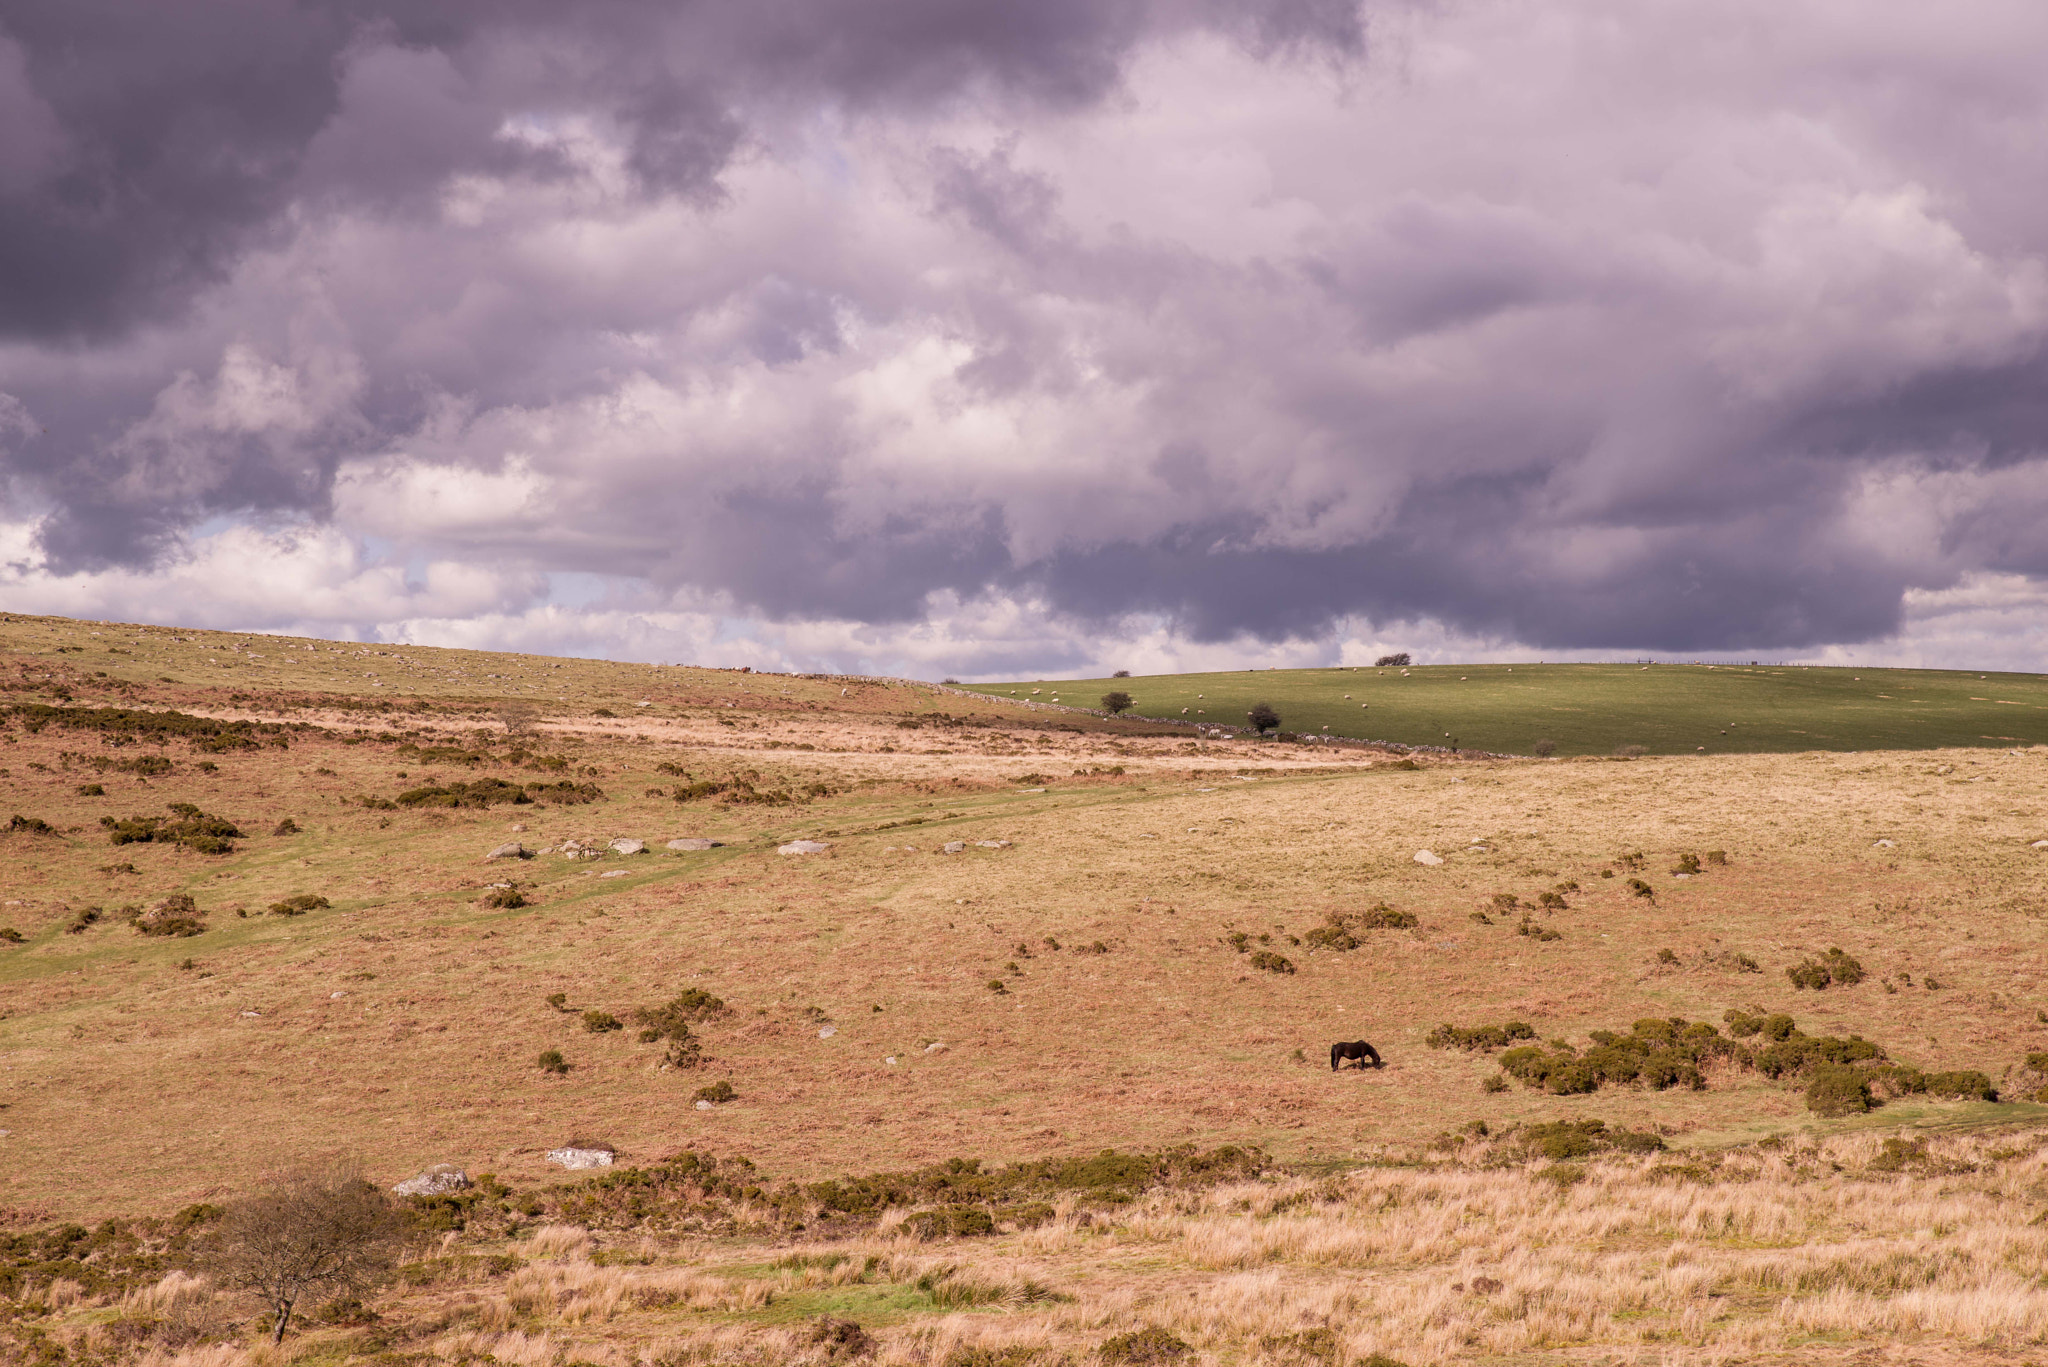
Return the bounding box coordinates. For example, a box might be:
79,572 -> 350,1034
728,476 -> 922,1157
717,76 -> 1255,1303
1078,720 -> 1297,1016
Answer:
962,662 -> 2048,756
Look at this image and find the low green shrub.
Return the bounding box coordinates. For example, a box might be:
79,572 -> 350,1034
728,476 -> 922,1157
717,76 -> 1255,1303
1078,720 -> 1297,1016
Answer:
7,814 -> 56,835
1248,950 -> 1295,974
538,1049 -> 570,1074
77,783 -> 105,796
1302,904 -> 1418,950
267,893 -> 329,916
0,927 -> 22,944
134,895 -> 205,937
1788,947 -> 1866,990
1500,1018 -> 1743,1095
1519,1118 -> 1666,1160
1516,918 -> 1561,941
1426,1022 -> 1536,1052
481,887 -> 526,909
909,1206 -> 996,1239
693,1079 -> 735,1104
582,1010 -> 624,1033
1805,1065 -> 1872,1116
1724,1010 -> 1796,1041
1625,878 -> 1655,899
102,804 -> 241,854
1670,852 -> 1701,875
633,996 -> 708,1067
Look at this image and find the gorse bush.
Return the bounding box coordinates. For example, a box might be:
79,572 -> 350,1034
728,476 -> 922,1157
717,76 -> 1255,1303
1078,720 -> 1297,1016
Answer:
1248,950 -> 1295,974
7,814 -> 55,835
1427,1022 -> 1536,1052
1500,1018 -> 1731,1094
1518,1119 -> 1666,1160
480,887 -> 526,909
134,895 -> 206,937
102,804 -> 241,854
633,991 -> 719,1067
1788,947 -> 1866,990
537,1049 -> 569,1074
1303,904 -> 1416,950
581,1010 -> 624,1033
267,894 -> 329,917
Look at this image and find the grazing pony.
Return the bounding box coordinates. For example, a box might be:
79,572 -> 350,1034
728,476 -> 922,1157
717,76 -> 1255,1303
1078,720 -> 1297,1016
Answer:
1330,1040 -> 1383,1070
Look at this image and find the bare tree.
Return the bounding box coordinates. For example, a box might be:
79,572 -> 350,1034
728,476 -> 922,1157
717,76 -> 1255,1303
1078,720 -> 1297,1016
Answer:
208,1165 -> 404,1343
493,699 -> 543,735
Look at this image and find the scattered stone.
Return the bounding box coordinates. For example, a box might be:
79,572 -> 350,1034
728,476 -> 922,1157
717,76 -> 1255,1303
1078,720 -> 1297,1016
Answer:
599,870 -> 628,878
667,838 -> 723,851
818,1025 -> 837,1039
2033,840 -> 2048,849
609,838 -> 646,855
546,1145 -> 616,1170
558,839 -> 604,860
392,1164 -> 471,1197
510,823 -> 527,832
885,1056 -> 899,1066
238,1009 -> 261,1018
778,840 -> 831,856
485,842 -> 528,861
976,840 -> 1012,849
1875,839 -> 1896,849
923,1041 -> 947,1054
942,841 -> 966,854
330,991 -> 347,999
1414,850 -> 1444,866
694,1099 -> 713,1110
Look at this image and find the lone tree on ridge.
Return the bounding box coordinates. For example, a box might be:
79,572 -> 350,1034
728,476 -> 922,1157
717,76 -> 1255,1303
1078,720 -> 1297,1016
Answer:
1101,691 -> 1134,715
1246,701 -> 1281,734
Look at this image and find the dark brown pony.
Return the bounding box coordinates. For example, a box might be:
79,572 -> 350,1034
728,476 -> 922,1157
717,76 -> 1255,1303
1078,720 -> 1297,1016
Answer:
1330,1041 -> 1383,1070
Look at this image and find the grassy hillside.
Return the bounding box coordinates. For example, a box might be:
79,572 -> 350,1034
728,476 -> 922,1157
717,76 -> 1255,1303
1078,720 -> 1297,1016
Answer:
7,611 -> 2048,1366
964,662 -> 2048,755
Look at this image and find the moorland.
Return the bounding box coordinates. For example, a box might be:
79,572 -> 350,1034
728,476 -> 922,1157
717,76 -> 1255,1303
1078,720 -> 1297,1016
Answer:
4,611 -> 2048,1366
963,662 -> 2048,757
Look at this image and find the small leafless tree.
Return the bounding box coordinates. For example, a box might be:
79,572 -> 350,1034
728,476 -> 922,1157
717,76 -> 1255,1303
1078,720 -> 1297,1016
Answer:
493,699 -> 543,735
208,1165 -> 404,1342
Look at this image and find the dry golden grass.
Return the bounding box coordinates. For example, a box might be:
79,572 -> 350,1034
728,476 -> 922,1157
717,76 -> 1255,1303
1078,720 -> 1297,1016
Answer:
8,611 -> 2048,1362
30,1128 -> 2048,1366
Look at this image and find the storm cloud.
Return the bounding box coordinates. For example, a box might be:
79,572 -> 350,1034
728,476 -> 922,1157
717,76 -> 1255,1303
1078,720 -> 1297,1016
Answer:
2,0 -> 2047,673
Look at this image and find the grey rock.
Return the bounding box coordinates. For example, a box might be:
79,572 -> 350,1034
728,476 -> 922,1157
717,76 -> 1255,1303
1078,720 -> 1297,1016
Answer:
694,1099 -> 713,1110
818,1025 -> 837,1039
942,841 -> 966,854
1413,850 -> 1444,866
392,1164 -> 471,1197
777,839 -> 831,855
546,1146 -> 615,1170
975,840 -> 1012,849
667,838 -> 723,851
609,838 -> 646,855
485,842 -> 528,861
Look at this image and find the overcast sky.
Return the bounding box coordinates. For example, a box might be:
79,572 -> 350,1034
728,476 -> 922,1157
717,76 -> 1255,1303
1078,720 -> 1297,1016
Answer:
4,1 -> 2048,677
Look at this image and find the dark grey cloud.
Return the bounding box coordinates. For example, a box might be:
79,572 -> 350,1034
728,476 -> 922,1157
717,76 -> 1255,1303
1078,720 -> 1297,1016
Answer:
3,0 -> 2047,671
